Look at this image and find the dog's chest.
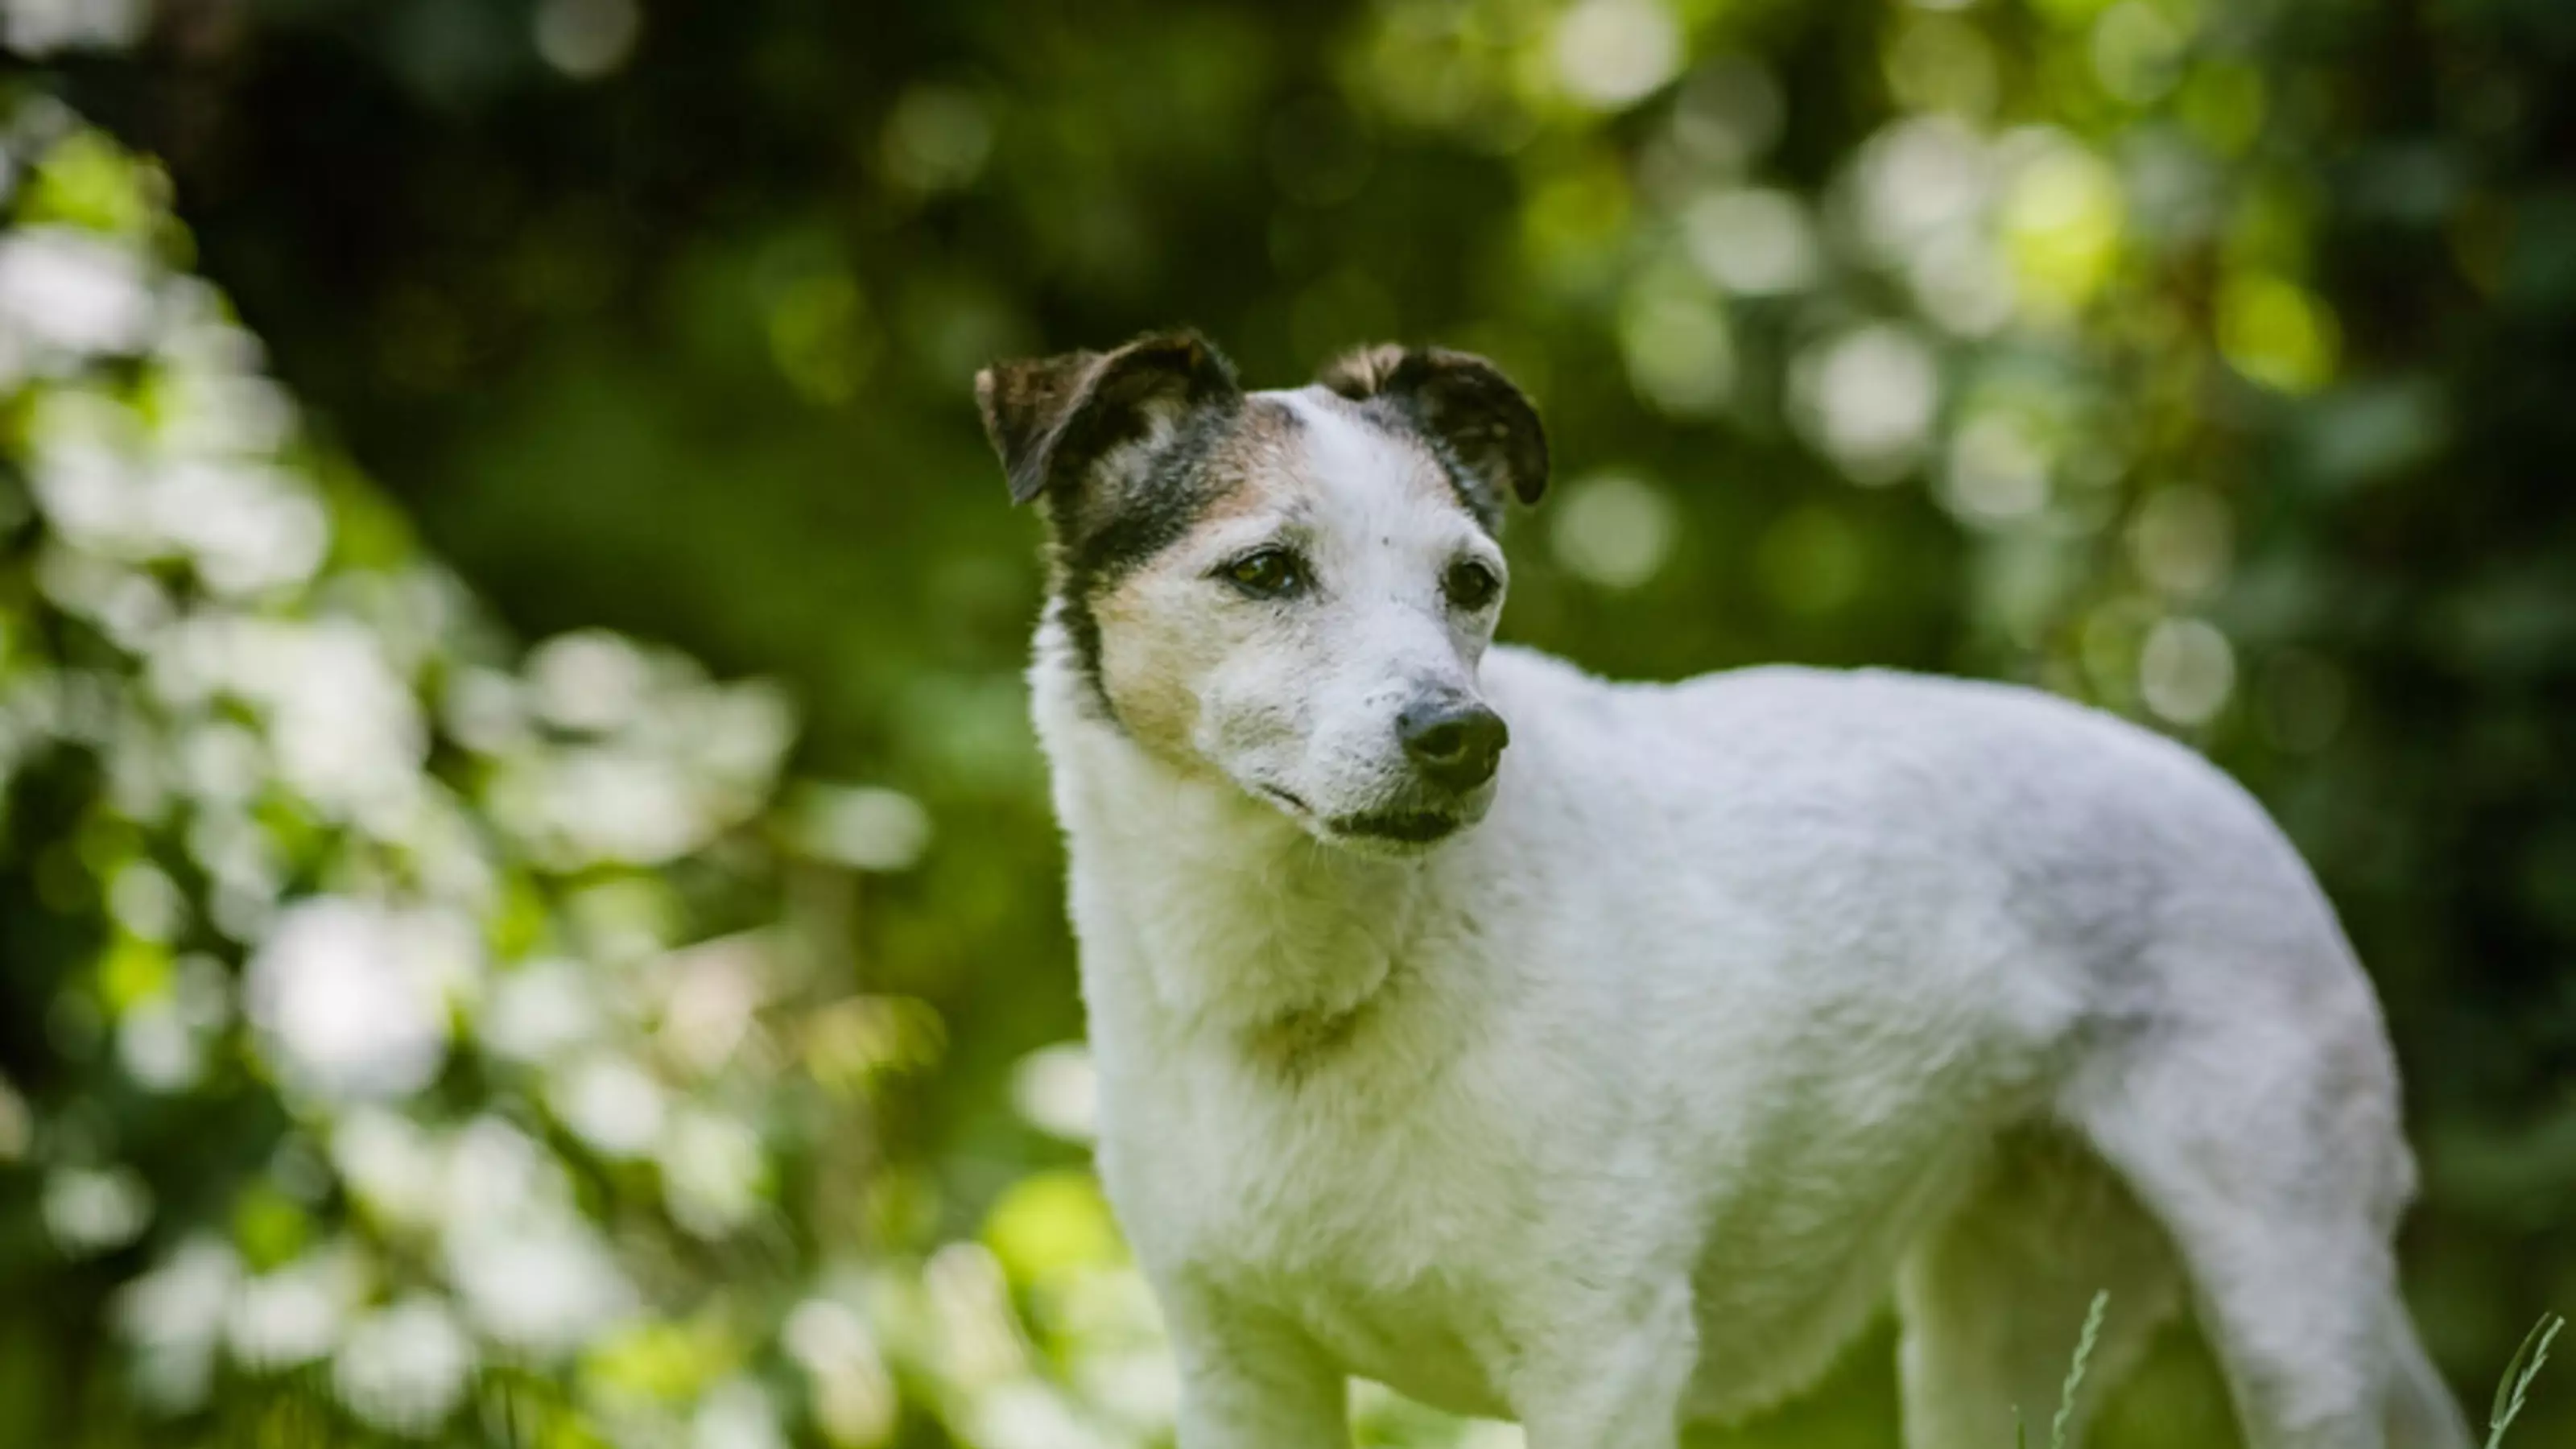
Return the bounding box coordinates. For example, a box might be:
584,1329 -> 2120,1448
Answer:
1100,1037 -> 1528,1418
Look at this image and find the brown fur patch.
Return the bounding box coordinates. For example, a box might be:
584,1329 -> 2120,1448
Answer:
1091,570 -> 1225,759
1086,397 -> 1314,758
1240,1000 -> 1372,1081
1193,398 -> 1308,519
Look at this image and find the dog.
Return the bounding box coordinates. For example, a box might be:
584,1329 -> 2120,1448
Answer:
973,330 -> 2471,1449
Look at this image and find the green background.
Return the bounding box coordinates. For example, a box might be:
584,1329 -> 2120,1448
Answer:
0,0 -> 2570,1443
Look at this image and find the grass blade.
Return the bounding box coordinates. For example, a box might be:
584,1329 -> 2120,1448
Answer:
2048,1291 -> 2111,1449
2487,1311 -> 2564,1449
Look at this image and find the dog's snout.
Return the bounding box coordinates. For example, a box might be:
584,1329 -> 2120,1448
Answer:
1397,698 -> 1509,790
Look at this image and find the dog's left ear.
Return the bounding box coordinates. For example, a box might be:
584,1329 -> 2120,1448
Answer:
975,331 -> 1241,509
1318,344 -> 1549,510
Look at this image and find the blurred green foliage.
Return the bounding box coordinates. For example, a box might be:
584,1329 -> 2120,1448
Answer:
2,0 -> 2572,1443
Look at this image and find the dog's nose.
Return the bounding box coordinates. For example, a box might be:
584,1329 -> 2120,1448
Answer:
1397,699 -> 1509,790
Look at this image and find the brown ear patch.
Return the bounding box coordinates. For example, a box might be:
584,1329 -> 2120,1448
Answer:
1314,342 -> 1410,400
976,349 -> 1102,503
975,331 -> 1241,507
1316,343 -> 1550,525
977,332 -> 1264,733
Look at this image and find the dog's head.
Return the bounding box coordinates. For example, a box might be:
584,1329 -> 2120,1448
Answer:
976,331 -> 1547,854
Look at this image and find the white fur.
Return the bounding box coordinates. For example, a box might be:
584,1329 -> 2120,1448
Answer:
1030,390 -> 2467,1449
1154,391 -> 1506,846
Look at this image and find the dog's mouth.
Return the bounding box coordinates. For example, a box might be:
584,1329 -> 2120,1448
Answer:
1324,808 -> 1463,844
1255,786 -> 1465,848
1257,784 -> 1313,815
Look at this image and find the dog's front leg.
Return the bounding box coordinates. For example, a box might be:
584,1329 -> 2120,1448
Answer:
1165,1286 -> 1350,1449
1513,1280 -> 1699,1449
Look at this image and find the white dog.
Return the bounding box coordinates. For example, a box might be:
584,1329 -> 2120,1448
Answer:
975,332 -> 2470,1449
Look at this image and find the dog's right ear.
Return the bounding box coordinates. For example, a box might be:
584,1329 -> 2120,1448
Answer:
974,331 -> 1241,508
1316,343 -> 1549,513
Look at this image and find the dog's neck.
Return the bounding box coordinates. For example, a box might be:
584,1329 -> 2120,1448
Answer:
1028,614 -> 1428,1039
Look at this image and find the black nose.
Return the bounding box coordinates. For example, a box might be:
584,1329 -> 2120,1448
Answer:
1397,699 -> 1509,790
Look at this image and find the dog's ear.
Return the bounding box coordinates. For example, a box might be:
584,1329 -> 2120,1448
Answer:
1317,344 -> 1549,509
975,331 -> 1241,508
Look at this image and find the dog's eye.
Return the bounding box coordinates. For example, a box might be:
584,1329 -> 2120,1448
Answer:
1444,559 -> 1501,611
1222,548 -> 1307,599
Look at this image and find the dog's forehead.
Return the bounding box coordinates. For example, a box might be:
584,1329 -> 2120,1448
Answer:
1245,388 -> 1470,533
1265,389 -> 1418,489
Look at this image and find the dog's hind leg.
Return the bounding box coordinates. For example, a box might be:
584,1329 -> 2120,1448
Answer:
1896,1127 -> 2184,1449
2062,981 -> 2469,1449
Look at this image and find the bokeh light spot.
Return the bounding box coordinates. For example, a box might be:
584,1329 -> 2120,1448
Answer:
44,1164 -> 153,1256
1683,188 -> 1820,295
1619,283 -> 1736,416
2091,2 -> 2189,105
2218,272 -> 2338,393
1553,0 -> 1684,111
882,85 -> 997,194
0,0 -> 144,56
985,1170 -> 1124,1285
1942,411 -> 2053,525
1012,1042 -> 1099,1142
1885,14 -> 2000,118
2000,142 -> 2125,316
1668,56 -> 1785,170
789,784 -> 935,872
335,1297 -> 474,1435
1551,473 -> 1679,590
534,0 -> 642,80
1792,324 -> 1942,483
2140,616 -> 2235,725
2128,486 -> 2232,597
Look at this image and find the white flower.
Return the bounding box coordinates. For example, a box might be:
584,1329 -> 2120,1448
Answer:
526,630 -> 654,733
226,1245 -> 364,1371
1,0 -> 147,56
658,1108 -> 766,1238
246,898 -> 459,1102
0,228 -> 153,355
266,624 -> 428,828
496,745 -> 708,867
693,1377 -> 787,1449
150,618 -> 427,828
549,1054 -> 667,1158
788,785 -> 931,872
114,1237 -> 242,1410
42,1164 -> 153,1256
152,460 -> 328,595
335,1297 -> 476,1434
438,1117 -> 565,1226
332,1111 -> 437,1229
481,959 -> 603,1064
444,1214 -> 634,1358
